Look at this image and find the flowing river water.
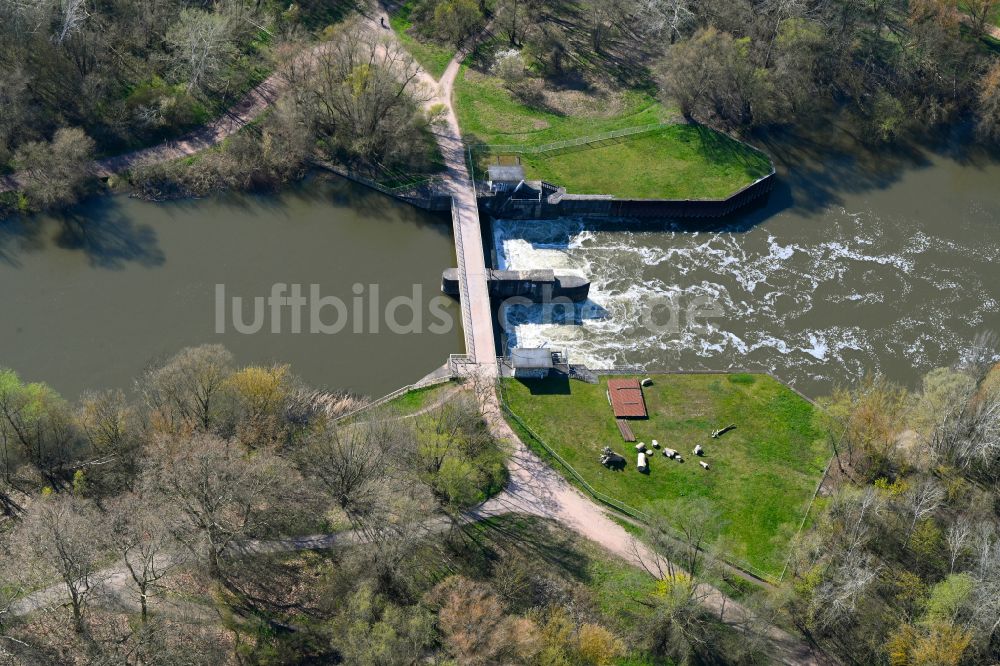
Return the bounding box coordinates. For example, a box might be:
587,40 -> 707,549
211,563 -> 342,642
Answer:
0,178 -> 462,399
1,127 -> 997,401
495,127 -> 1000,397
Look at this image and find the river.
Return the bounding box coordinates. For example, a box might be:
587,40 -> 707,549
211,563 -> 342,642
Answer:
0,178 -> 462,400
495,125 -> 1000,397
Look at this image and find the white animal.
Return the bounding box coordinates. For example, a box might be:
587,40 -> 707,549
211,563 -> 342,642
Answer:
635,442 -> 646,451
700,461 -> 710,470
652,439 -> 659,448
693,444 -> 704,456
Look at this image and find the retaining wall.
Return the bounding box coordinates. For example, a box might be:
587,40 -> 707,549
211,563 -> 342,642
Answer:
486,170 -> 775,220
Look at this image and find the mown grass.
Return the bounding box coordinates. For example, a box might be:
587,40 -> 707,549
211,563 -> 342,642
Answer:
519,126 -> 773,199
501,374 -> 831,577
454,65 -> 772,199
383,380 -> 456,415
389,0 -> 455,80
454,66 -> 666,147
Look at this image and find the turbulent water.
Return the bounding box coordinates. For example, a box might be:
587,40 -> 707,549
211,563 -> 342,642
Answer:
495,147 -> 1000,397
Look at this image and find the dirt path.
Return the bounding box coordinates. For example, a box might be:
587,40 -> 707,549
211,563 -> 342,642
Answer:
0,9 -> 395,196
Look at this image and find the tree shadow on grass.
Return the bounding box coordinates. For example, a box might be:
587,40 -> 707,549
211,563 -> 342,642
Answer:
456,515 -> 593,585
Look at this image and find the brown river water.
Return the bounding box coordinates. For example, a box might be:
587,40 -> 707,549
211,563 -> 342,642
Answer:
0,178 -> 462,399
1,125 -> 997,400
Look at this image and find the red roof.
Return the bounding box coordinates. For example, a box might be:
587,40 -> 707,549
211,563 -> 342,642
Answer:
608,379 -> 647,418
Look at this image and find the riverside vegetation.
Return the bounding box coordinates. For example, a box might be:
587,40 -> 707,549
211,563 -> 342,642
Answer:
6,0 -> 1000,213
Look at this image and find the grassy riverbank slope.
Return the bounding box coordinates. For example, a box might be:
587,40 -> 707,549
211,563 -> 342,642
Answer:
454,65 -> 772,200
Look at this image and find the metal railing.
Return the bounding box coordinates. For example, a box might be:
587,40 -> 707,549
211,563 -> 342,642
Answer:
334,374 -> 457,423
472,123 -> 669,157
450,196 -> 477,361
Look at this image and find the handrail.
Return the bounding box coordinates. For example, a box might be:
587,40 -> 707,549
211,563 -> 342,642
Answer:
450,196 -> 477,361
334,374 -> 456,423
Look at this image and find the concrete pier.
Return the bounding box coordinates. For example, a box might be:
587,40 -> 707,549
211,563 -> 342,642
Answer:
441,268 -> 590,302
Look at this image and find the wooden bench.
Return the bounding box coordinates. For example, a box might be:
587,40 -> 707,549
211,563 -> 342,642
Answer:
616,418 -> 636,442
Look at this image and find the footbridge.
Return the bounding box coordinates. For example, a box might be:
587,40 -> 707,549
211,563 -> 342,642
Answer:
428,55 -> 497,371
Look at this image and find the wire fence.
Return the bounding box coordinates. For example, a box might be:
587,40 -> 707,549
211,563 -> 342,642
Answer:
494,370 -> 781,585
472,123 -> 669,157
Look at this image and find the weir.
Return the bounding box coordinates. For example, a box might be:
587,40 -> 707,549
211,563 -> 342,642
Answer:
441,268 -> 590,302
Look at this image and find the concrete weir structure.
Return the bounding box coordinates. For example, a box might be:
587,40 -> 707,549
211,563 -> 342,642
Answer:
441,268 -> 590,302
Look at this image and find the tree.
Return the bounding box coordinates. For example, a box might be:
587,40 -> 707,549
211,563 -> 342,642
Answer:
967,0 -> 999,38
576,623 -> 625,666
18,493 -> 107,633
0,369 -> 81,488
302,25 -> 431,167
166,8 -> 237,94
433,0 -> 484,47
77,389 -> 141,494
225,364 -> 303,448
13,127 -> 95,210
139,345 -> 235,436
107,494 -> 181,622
294,417 -> 410,533
633,0 -> 694,44
427,576 -> 524,663
495,0 -> 530,46
977,59 -> 1000,143
145,433 -> 291,578
656,27 -> 762,127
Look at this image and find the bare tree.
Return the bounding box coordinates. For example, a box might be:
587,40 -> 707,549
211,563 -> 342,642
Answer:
904,479 -> 944,545
138,344 -> 235,436
54,0 -> 90,45
294,417 -> 410,532
145,433 -> 290,578
107,494 -> 181,622
946,516 -> 973,573
302,23 -> 431,165
165,8 -> 237,94
17,494 -> 107,633
13,127 -> 95,211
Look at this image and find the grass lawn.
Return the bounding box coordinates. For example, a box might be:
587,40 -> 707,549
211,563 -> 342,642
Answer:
519,126 -> 773,199
454,65 -> 667,147
501,374 -> 831,578
389,1 -> 455,80
454,65 -> 772,199
383,380 -> 456,415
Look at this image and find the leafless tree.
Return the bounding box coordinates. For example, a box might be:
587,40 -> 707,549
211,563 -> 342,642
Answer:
904,479 -> 944,545
54,0 -> 89,45
138,344 -> 235,436
107,494 -> 182,622
17,494 -> 108,633
165,8 -> 237,94
946,516 -> 973,573
301,23 -> 431,164
294,417 -> 410,532
145,432 -> 289,578
811,550 -> 881,631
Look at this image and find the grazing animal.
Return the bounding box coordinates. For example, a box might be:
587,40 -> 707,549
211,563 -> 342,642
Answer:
693,444 -> 704,456
700,461 -> 710,470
